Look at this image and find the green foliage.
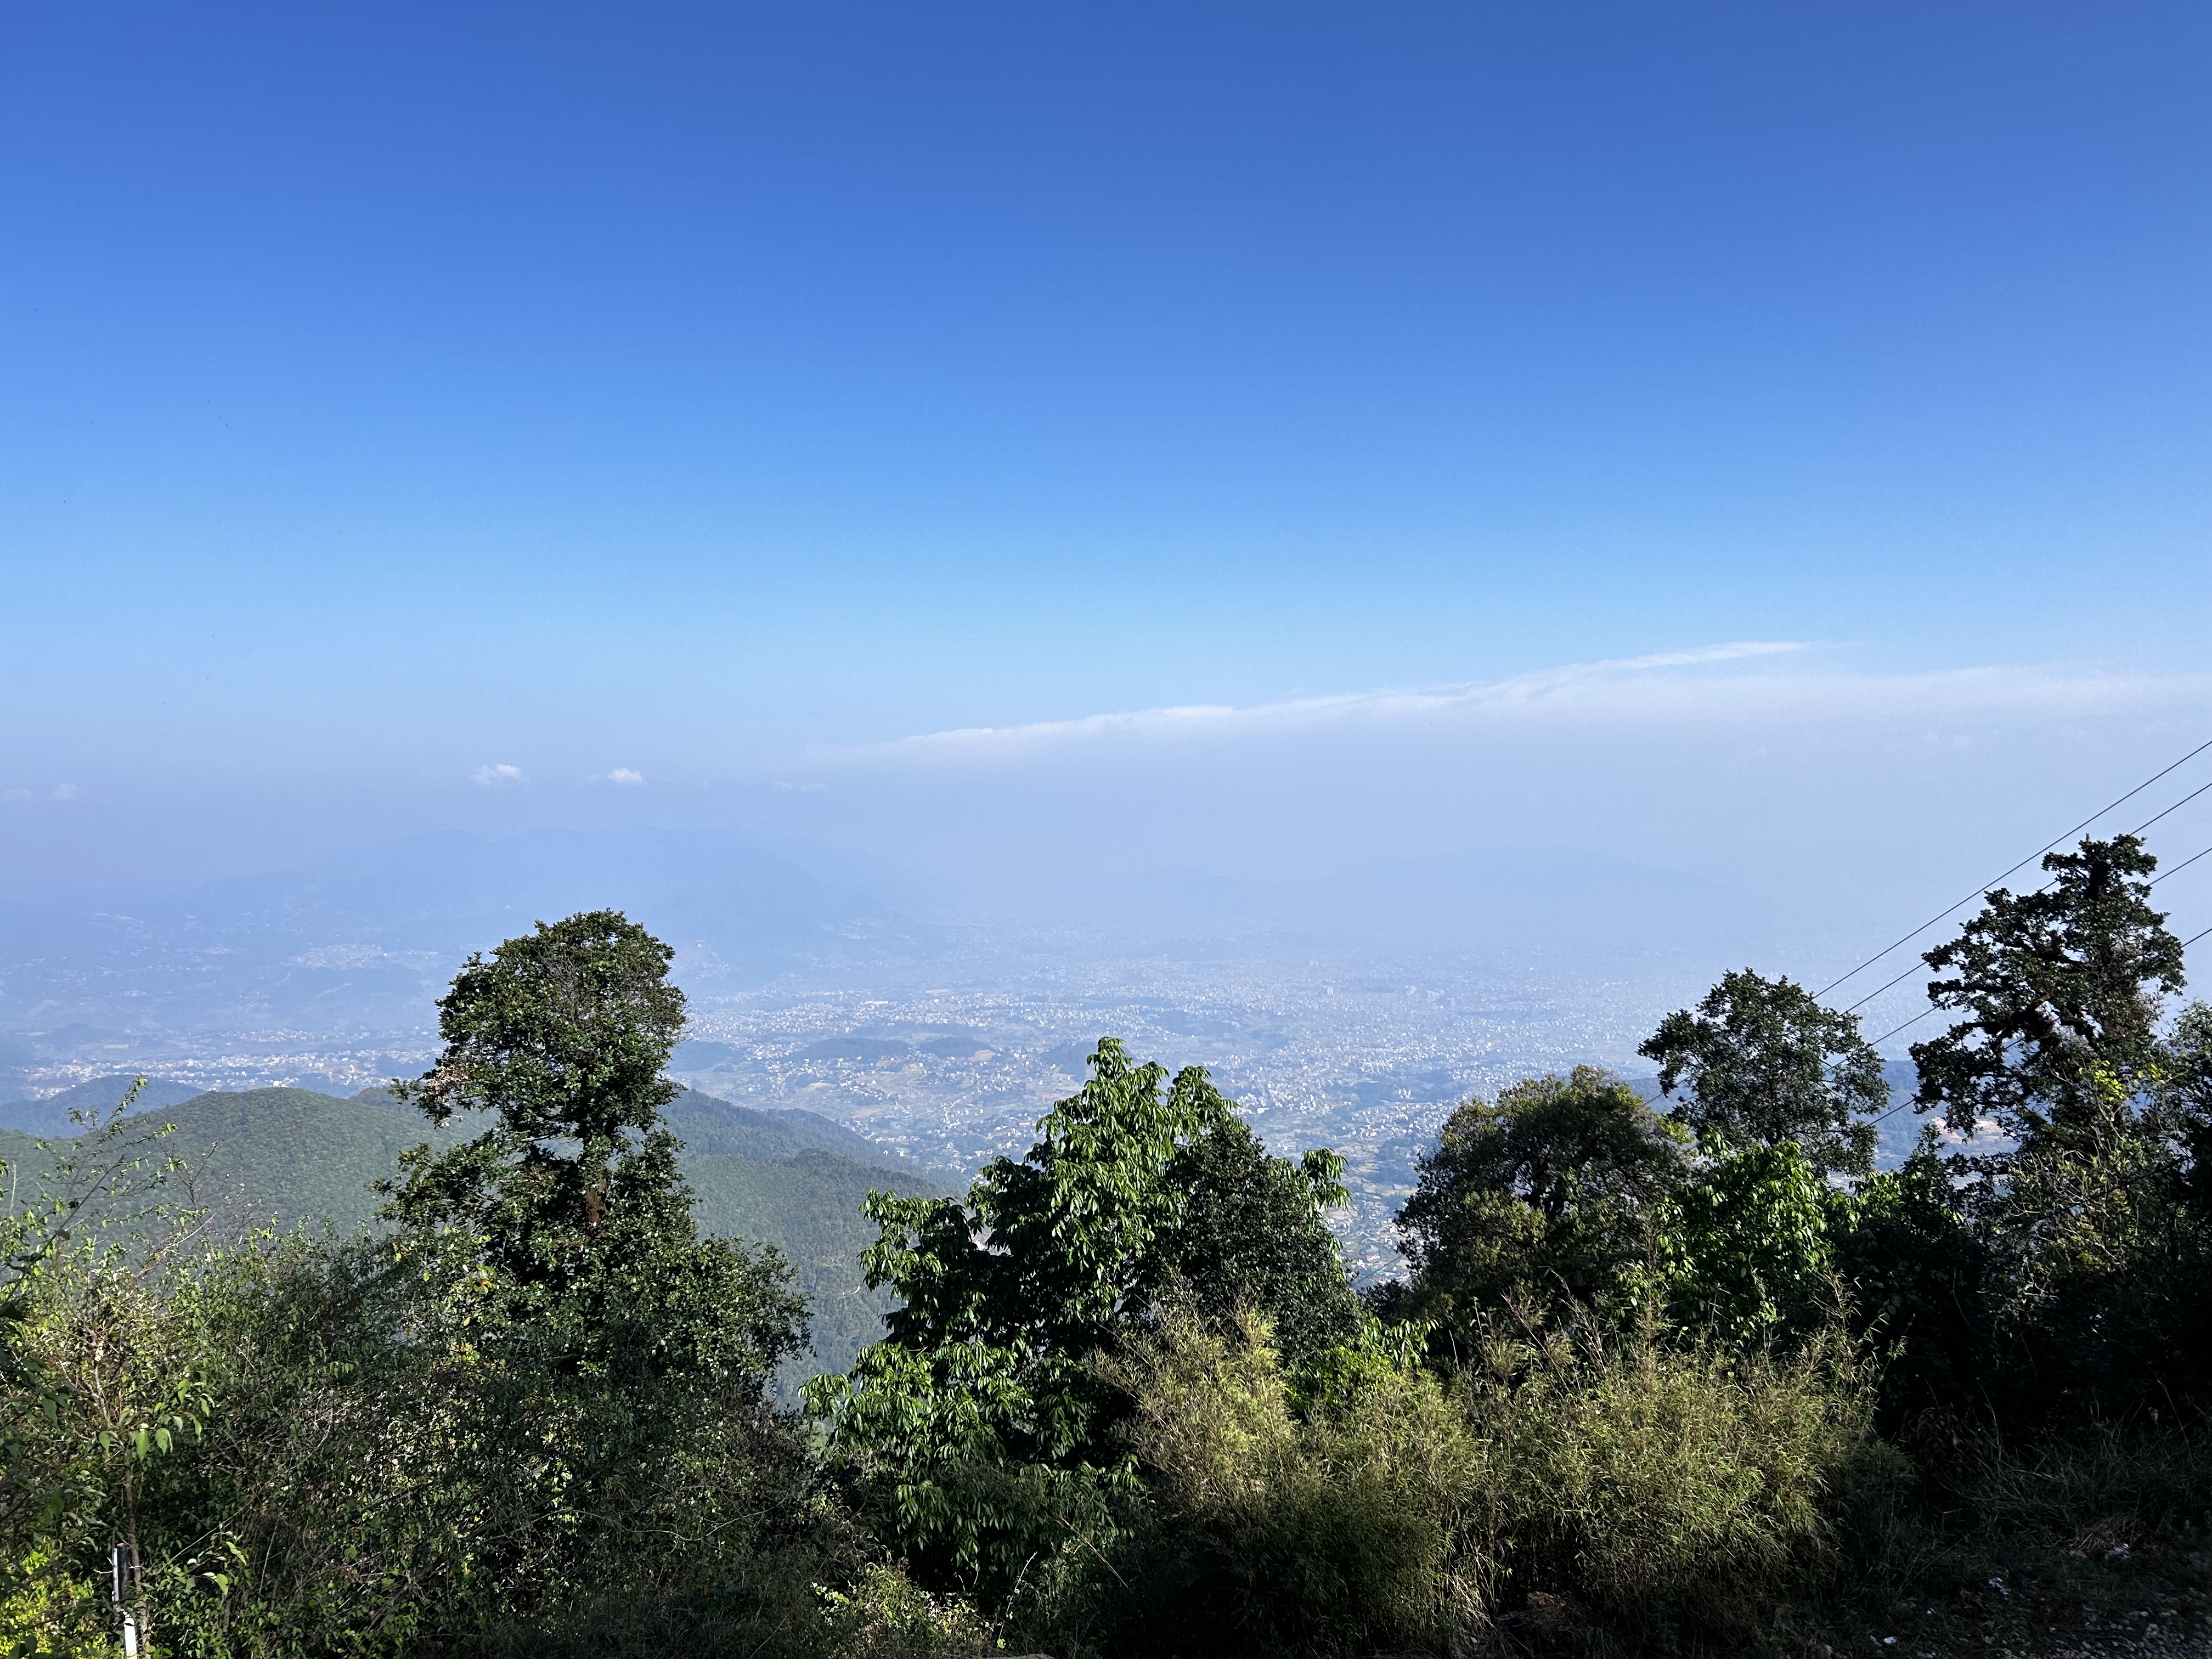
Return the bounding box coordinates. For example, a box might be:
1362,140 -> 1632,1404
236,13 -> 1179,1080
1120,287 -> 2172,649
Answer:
363,910 -> 827,1635
686,1146 -> 941,1387
812,1039 -> 1352,1604
383,910 -> 698,1301
0,1083 -> 202,1657
1906,837 -> 2209,1424
18,876 -> 2212,1658
2154,998 -> 2212,1208
1466,1319 -> 1884,1636
1828,1127 -> 1990,1429
1385,1066 -> 1684,1343
1054,1307 -> 1485,1658
1640,967 -> 1884,1176
7,1080 -> 934,1387
1138,1119 -> 1357,1373
1020,1303 -> 1877,1657
1644,1139 -> 1837,1347
815,1563 -> 996,1659
1912,834 -> 2184,1151
0,922 -> 968,1659
132,1087 -> 462,1234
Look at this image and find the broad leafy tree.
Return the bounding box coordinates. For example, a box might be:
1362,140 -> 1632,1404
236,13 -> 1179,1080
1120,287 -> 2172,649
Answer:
1386,1066 -> 1685,1341
810,1039 -> 1352,1602
380,911 -> 813,1628
1640,968 -> 1883,1177
385,909 -> 803,1382
1140,1117 -> 1357,1373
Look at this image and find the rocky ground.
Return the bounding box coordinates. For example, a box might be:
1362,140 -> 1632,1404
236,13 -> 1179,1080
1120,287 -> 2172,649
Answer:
1809,1545 -> 2212,1658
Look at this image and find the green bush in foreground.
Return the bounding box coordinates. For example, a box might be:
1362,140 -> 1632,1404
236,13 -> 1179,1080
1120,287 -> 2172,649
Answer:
1009,1304 -> 1878,1657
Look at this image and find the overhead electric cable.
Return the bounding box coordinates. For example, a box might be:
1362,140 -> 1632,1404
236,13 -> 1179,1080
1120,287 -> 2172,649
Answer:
1814,736 -> 2212,1000
2128,775 -> 2212,838
1843,816 -> 2212,1019
1844,958 -> 1937,1017
2152,844 -> 2212,887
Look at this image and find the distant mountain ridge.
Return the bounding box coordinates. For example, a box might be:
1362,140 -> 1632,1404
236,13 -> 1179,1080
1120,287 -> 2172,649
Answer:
0,1074 -> 207,1136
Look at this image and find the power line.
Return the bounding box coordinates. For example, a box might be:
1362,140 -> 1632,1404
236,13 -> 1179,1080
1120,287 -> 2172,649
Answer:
1869,1004 -> 1944,1049
1843,957 -> 1937,1017
2151,844 -> 2212,887
1867,919 -> 2212,1050
1815,736 -> 2212,1000
2131,775 -> 2212,838
1842,822 -> 2212,1020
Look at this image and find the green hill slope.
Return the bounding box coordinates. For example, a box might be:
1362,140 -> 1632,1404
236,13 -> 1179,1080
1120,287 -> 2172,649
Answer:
686,1146 -> 927,1381
0,1084 -> 927,1382
156,1087 -> 458,1232
662,1086 -> 894,1164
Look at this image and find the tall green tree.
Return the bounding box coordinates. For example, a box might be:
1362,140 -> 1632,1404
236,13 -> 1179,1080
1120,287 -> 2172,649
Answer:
1139,1117 -> 1357,1374
380,911 -> 816,1631
1385,1066 -> 1685,1342
1912,835 -> 2184,1151
1908,837 -> 2200,1422
1639,968 -> 1883,1177
384,909 -> 803,1382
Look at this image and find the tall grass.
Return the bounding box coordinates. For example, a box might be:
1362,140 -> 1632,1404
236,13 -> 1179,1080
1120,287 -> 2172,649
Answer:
1466,1315 -> 1892,1644
1016,1308 -> 1882,1657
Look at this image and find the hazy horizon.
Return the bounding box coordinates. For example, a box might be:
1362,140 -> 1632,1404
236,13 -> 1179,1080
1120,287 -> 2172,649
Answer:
7,5 -> 2212,1171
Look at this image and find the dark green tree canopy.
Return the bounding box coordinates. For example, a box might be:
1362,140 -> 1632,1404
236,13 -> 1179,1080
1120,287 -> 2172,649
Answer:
1639,968 -> 1884,1176
383,910 -> 802,1384
1142,1116 -> 1357,1373
868,1039 -> 1235,1361
2153,1000 -> 2212,1211
399,907 -> 686,1142
1912,835 -> 2186,1149
1390,1065 -> 1685,1335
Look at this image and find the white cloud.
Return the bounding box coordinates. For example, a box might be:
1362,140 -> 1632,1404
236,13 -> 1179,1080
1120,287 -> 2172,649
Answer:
471,763 -> 527,786
827,644 -> 2212,768
3,782 -> 82,804
606,768 -> 645,786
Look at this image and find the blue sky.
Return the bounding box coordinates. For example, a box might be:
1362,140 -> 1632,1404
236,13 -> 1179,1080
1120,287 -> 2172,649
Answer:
4,2 -> 2211,930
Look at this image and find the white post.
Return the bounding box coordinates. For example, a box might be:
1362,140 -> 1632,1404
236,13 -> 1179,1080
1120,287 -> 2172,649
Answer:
111,1543 -> 140,1658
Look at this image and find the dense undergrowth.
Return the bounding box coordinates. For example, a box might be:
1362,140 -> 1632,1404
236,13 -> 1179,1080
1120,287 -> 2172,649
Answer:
6,836 -> 2212,1656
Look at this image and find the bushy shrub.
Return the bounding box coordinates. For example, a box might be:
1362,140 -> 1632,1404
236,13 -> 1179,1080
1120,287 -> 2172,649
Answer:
816,1562 -> 997,1659
1050,1308 -> 1488,1658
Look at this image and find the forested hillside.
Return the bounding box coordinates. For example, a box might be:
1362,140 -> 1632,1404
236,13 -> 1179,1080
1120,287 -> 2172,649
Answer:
7,851 -> 2212,1658
0,1079 -> 934,1379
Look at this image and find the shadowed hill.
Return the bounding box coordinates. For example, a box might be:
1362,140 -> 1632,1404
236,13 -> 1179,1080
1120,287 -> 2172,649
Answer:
0,1082 -> 931,1381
